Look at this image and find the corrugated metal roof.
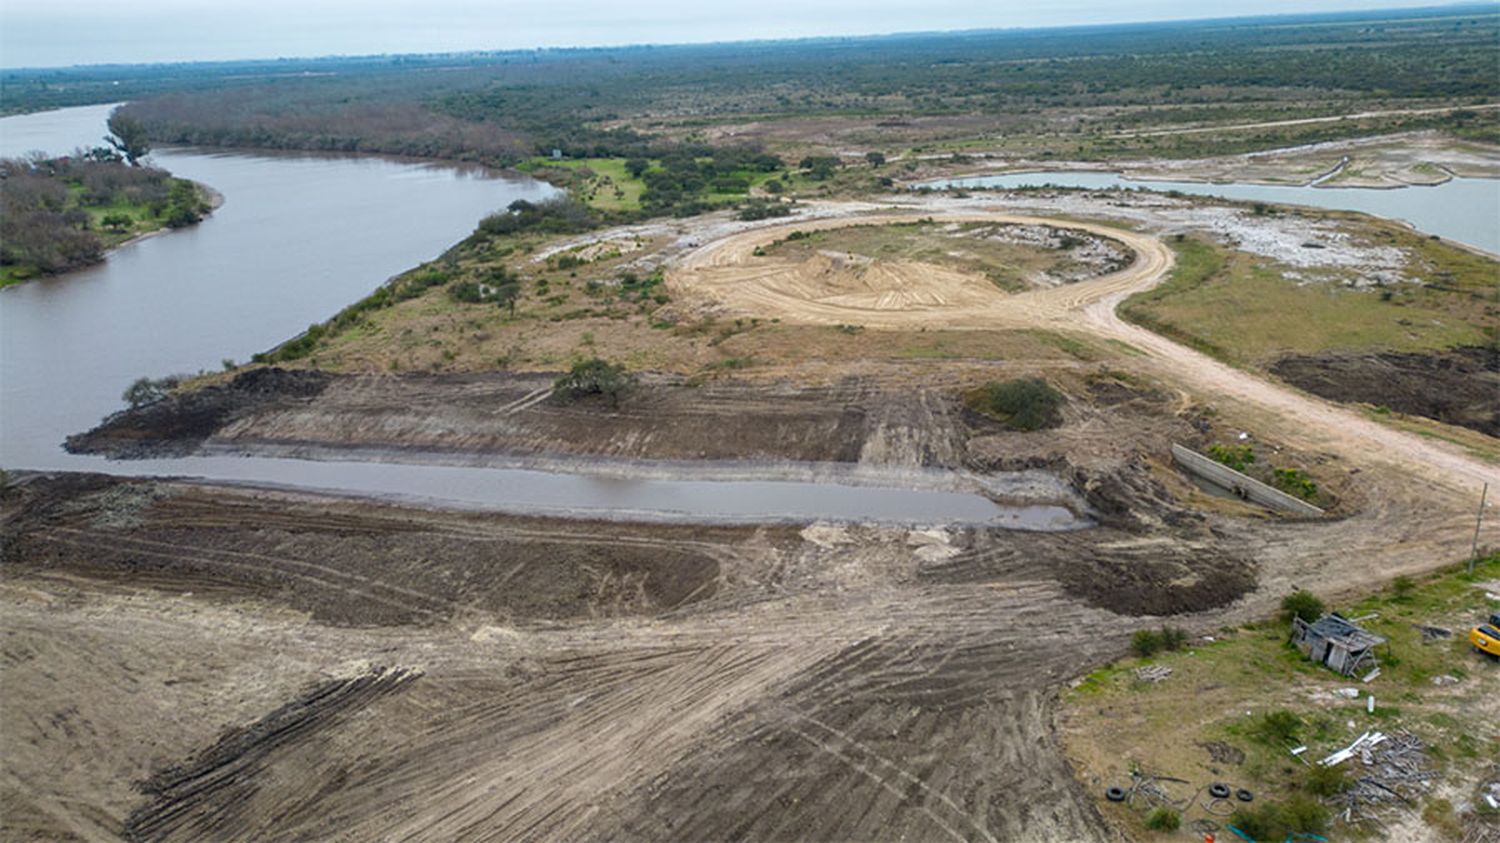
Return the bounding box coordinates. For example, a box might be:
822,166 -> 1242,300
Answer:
1304,613 -> 1386,650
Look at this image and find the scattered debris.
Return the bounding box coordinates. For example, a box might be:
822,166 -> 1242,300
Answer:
1334,687 -> 1361,699
1319,731 -> 1388,767
1136,665 -> 1173,683
1331,731 -> 1435,828
1124,771 -> 1195,811
1413,622 -> 1453,642
1361,667 -> 1381,683
1431,674 -> 1460,686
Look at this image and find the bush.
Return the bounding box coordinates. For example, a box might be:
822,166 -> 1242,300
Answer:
553,358 -> 635,407
1231,795 -> 1329,840
964,378 -> 1065,431
1254,709 -> 1303,744
1144,807 -> 1180,832
1303,763 -> 1349,797
737,199 -> 793,221
121,375 -> 178,408
1392,575 -> 1416,600
1207,443 -> 1255,472
1131,629 -> 1163,658
1159,626 -> 1188,652
1281,590 -> 1325,624
1272,467 -> 1318,502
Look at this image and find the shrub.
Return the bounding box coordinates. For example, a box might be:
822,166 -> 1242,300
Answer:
1207,443 -> 1255,472
1254,709 -> 1303,744
1159,626 -> 1188,652
1144,808 -> 1180,832
1392,575 -> 1416,600
121,375 -> 178,408
553,358 -> 635,407
738,199 -> 793,221
1131,629 -> 1163,658
964,378 -> 1065,431
1303,763 -> 1349,797
1272,467 -> 1318,502
1230,796 -> 1328,841
1281,590 -> 1325,624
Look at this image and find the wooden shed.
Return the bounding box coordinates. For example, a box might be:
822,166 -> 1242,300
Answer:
1290,613 -> 1386,677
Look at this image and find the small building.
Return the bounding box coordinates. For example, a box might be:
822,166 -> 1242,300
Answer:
1290,613 -> 1387,677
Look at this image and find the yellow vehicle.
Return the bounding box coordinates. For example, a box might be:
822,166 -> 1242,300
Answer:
1471,624 -> 1500,657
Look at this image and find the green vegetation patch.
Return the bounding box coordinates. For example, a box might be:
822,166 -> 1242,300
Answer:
1,154 -> 211,287
1063,552 -> 1500,841
1121,234 -> 1497,368
962,377 -> 1066,431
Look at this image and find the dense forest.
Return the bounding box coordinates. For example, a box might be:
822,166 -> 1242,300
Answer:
0,152 -> 211,283
4,6 -> 1492,171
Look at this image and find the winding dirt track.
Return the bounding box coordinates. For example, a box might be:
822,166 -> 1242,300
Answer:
671,211 -> 1500,498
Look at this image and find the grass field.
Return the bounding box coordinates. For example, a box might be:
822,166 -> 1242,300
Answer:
1062,553 -> 1500,840
1121,233 -> 1497,368
517,156 -> 788,211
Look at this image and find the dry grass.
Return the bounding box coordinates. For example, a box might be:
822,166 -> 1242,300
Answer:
1122,233 -> 1497,368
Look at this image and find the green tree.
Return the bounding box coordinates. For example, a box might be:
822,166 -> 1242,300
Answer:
1281,590 -> 1325,624
865,151 -> 886,166
122,375 -> 177,408
624,157 -> 650,178
101,213 -> 133,232
965,378 -> 1065,431
553,358 -> 636,408
105,111 -> 151,166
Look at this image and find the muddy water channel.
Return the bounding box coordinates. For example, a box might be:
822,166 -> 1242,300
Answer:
930,170 -> 1500,253
0,105 -> 1080,526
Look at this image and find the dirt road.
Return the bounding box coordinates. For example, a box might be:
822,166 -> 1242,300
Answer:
1111,102 -> 1500,138
671,211 -> 1500,498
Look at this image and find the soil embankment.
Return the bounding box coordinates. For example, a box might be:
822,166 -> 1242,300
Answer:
1271,345 -> 1500,437
65,368 -> 331,458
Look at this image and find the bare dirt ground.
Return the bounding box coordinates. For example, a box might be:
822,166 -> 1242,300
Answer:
669,208 -> 1497,494
7,196 -> 1499,841
918,130 -> 1500,189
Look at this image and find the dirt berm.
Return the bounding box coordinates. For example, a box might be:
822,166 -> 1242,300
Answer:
65,368 -> 331,458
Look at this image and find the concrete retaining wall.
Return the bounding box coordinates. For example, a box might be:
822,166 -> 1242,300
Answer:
1171,444 -> 1325,516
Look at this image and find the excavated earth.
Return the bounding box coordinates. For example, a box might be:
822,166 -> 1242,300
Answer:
1271,345 -> 1500,437
11,201 -> 1500,842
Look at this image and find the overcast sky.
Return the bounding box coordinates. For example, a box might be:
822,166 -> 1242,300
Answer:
0,0 -> 1475,68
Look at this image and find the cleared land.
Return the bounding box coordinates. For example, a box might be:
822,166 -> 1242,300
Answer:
6,187 -> 1500,842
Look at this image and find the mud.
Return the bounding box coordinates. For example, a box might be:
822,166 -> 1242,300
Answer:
1271,346 -> 1500,437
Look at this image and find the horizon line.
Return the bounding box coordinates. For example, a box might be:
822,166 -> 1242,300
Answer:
2,1 -> 1495,73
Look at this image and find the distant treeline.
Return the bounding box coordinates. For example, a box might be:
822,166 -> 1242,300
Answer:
8,7 -> 1497,168
0,153 -> 209,280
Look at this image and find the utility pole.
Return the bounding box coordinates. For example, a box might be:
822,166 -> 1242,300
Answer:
1472,482 -> 1489,575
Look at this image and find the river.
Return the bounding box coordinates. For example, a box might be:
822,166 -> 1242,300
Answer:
1,104 -> 1084,527
928,170 -> 1500,254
